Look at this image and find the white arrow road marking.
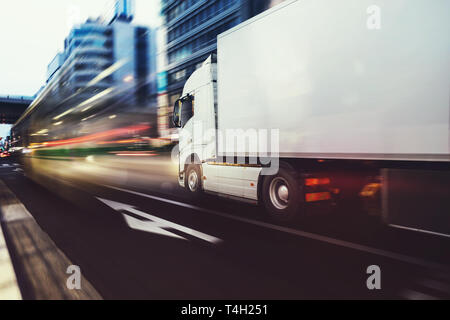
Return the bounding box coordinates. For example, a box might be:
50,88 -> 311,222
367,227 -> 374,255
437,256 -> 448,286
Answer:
123,214 -> 187,241
97,198 -> 222,244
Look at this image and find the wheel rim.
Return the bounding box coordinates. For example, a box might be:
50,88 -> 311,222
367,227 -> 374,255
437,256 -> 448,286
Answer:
269,177 -> 290,210
188,169 -> 199,192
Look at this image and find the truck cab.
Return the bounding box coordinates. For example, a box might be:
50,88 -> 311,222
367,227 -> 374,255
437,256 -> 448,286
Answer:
173,55 -> 266,200
173,56 -> 219,190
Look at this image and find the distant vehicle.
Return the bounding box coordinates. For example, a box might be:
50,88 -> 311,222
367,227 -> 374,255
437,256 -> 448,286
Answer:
0,151 -> 10,158
172,0 -> 450,234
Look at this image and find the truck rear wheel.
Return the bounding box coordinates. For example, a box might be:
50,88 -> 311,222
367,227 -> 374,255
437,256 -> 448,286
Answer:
262,166 -> 302,222
185,164 -> 202,195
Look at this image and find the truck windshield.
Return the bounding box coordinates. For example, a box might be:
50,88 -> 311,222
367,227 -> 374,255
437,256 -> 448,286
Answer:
180,95 -> 194,127
173,100 -> 182,127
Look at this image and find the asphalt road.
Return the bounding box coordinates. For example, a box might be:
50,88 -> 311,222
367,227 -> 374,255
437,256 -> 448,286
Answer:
0,157 -> 449,300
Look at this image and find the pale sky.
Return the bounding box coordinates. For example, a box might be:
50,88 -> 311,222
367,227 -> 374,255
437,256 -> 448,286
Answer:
0,124 -> 11,140
0,0 -> 161,97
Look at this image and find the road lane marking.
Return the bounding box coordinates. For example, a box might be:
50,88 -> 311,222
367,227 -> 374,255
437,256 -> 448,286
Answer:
104,185 -> 450,273
123,214 -> 187,240
97,198 -> 222,244
401,289 -> 439,300
418,278 -> 450,294
389,224 -> 450,239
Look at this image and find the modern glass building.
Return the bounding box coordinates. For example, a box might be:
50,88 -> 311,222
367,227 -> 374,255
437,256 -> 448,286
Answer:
61,19 -> 113,97
47,0 -> 156,106
157,0 -> 286,138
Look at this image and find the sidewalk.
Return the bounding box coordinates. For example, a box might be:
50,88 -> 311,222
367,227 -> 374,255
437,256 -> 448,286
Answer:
0,179 -> 102,300
0,219 -> 21,300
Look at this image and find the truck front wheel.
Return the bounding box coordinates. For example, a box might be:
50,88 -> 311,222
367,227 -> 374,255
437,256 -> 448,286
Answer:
262,166 -> 302,222
185,164 -> 202,195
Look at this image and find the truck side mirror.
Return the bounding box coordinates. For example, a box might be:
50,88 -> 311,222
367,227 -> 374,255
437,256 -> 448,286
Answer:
173,99 -> 182,128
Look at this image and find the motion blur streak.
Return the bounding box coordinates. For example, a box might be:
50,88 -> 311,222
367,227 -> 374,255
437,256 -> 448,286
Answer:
87,59 -> 129,87
36,124 -> 150,148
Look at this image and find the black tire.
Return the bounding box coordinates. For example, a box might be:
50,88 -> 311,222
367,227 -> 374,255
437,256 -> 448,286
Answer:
185,164 -> 202,195
262,165 -> 303,222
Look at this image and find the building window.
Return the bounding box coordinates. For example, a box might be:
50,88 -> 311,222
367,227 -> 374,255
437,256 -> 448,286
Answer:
174,69 -> 186,81
167,17 -> 238,65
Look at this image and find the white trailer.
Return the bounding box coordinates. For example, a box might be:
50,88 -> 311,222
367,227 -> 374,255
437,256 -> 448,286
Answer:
173,0 -> 450,227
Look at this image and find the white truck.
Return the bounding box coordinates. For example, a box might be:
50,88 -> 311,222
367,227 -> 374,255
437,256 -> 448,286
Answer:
172,0 -> 450,231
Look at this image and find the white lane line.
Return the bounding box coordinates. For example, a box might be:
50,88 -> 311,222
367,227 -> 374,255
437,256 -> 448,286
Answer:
104,185 -> 450,273
389,224 -> 450,239
0,225 -> 22,300
417,279 -> 450,294
401,289 -> 439,300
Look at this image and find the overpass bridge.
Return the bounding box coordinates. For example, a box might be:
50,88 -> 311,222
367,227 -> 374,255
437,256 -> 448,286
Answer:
0,95 -> 33,124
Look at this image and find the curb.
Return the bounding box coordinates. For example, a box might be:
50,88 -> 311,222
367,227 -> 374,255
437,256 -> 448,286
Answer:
0,221 -> 22,300
0,179 -> 102,300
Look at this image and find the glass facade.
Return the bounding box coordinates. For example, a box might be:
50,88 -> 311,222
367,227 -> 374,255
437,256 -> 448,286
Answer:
61,21 -> 113,96
161,0 -> 242,97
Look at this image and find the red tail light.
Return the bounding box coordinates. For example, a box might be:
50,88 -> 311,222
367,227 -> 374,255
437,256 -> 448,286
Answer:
305,177 -> 331,186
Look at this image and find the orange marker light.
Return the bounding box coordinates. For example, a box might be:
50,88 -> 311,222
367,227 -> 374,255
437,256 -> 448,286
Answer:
305,192 -> 331,202
305,178 -> 331,186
